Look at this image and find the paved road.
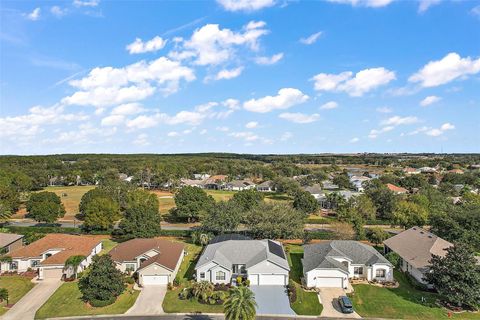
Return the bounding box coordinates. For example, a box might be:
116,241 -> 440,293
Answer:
126,285 -> 166,315
318,288 -> 361,319
2,278 -> 61,320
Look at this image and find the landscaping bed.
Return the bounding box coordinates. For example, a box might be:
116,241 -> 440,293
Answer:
0,275 -> 36,316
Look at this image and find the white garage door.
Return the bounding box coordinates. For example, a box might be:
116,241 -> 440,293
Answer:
315,277 -> 343,288
142,275 -> 169,285
259,274 -> 287,285
248,274 -> 259,285
42,268 -> 64,279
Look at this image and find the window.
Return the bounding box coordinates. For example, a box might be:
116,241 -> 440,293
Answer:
200,272 -> 205,279
126,263 -> 136,272
376,269 -> 386,278
10,261 -> 18,270
354,267 -> 363,275
31,260 -> 40,268
216,271 -> 226,281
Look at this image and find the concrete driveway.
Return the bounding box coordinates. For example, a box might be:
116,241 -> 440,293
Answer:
2,278 -> 61,320
126,285 -> 166,315
250,285 -> 295,315
318,287 -> 361,319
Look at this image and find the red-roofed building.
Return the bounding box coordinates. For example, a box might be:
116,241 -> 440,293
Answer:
386,183 -> 408,194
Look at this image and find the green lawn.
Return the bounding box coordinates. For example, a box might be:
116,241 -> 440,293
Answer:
351,271 -> 479,319
35,282 -> 139,319
99,238 -> 118,255
286,244 -> 323,315
163,242 -> 224,313
0,276 -> 36,315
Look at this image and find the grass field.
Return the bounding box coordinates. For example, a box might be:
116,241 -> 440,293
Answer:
0,276 -> 36,315
35,282 -> 139,319
99,239 -> 118,255
351,271 -> 479,319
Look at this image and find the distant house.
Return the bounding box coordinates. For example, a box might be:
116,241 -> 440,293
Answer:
403,167 -> 420,175
226,180 -> 256,191
204,175 -> 228,190
256,180 -> 275,192
386,183 -> 408,194
303,184 -> 323,199
349,175 -> 371,192
322,180 -> 339,190
418,167 -> 437,173
180,179 -> 205,188
193,173 -> 211,180
1,234 -> 102,280
0,233 -> 23,255
338,190 -> 362,200
303,241 -> 393,289
447,169 -> 464,174
383,227 -> 453,285
109,238 -> 184,286
195,236 -> 290,285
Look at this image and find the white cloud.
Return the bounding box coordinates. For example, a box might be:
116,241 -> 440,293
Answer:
376,106 -> 393,113
126,36 -> 167,54
243,88 -> 309,113
199,129 -> 208,135
327,0 -> 394,7
133,133 -> 150,146
299,32 -> 323,45
51,6 -> 68,17
126,115 -> 159,130
350,137 -> 360,143
245,121 -> 259,129
279,112 -> 320,123
280,132 -> 292,141
216,126 -> 230,132
216,0 -> 276,12
407,123 -> 455,137
111,103 -> 145,115
320,101 -> 338,110
25,8 -> 40,21
472,5 -> 480,18
420,95 -> 441,107
381,115 -> 419,126
73,0 -> 99,7
254,53 -> 284,65
418,0 -> 441,13
63,57 -> 195,107
172,21 -> 269,66
441,122 -> 455,131
212,66 -> 244,80
229,131 -> 259,141
409,52 -> 480,88
312,67 -> 395,96
101,114 -> 124,126
167,131 -> 179,137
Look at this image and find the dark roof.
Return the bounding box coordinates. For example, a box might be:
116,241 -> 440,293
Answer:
209,234 -> 251,244
268,240 -> 286,259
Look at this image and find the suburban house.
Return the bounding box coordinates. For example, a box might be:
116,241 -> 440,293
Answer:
0,233 -> 24,255
403,167 -> 420,175
193,173 -> 211,180
447,169 -> 464,174
204,175 -> 228,189
256,180 -> 275,192
109,238 -> 184,286
383,227 -> 453,285
180,178 -> 206,188
225,180 -> 256,191
349,175 -> 371,192
1,234 -> 102,280
195,235 -> 290,286
303,184 -> 323,199
322,181 -> 339,190
386,183 -> 408,194
418,167 -> 437,173
303,241 -> 393,289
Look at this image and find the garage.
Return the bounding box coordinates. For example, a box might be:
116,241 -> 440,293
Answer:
141,275 -> 169,285
41,267 -> 64,279
315,276 -> 344,288
259,274 -> 287,285
248,274 -> 259,285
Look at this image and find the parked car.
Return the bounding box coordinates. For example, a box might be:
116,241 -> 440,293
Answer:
338,296 -> 354,313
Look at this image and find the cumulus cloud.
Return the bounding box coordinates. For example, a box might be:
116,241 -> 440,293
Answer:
350,137 -> 360,143
279,112 -> 319,123
472,5 -> 480,18
25,8 -> 40,21
409,52 -> 480,87
254,53 -> 284,65
420,95 -> 441,107
170,21 -> 269,66
312,67 -> 396,96
51,6 -> 68,17
376,106 -> 393,113
418,0 -> 441,13
126,36 -> 167,54
381,115 -> 419,126
320,101 -> 338,110
133,133 -> 150,146
111,103 -> 145,115
327,0 -> 394,7
216,0 -> 276,12
243,88 -> 309,113
101,115 -> 125,126
426,123 -> 455,136
73,0 -> 99,7
245,121 -> 259,128
299,32 -> 323,45
210,67 -> 244,81
229,131 -> 259,141
62,57 -> 195,107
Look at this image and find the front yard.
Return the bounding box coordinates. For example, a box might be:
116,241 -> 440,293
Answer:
286,244 -> 323,315
35,282 -> 139,319
0,275 -> 36,315
351,271 -> 479,319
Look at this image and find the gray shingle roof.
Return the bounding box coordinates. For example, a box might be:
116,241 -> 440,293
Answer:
196,239 -> 289,271
303,240 -> 391,273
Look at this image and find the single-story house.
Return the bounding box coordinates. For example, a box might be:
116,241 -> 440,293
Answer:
1,234 -> 102,280
322,181 -> 339,190
109,238 -> 184,286
180,178 -> 206,188
447,169 -> 464,174
225,180 -> 256,191
195,236 -> 290,286
383,226 -> 453,285
303,240 -> 393,289
349,176 -> 371,192
0,233 -> 24,255
386,183 -> 408,194
303,184 -> 323,199
403,167 -> 420,175
256,180 -> 275,192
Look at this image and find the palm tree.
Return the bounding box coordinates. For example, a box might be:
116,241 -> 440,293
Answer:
64,255 -> 86,279
224,286 -> 257,320
0,288 -> 8,305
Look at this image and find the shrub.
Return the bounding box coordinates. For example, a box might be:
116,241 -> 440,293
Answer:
173,278 -> 179,287
124,276 -> 135,285
385,252 -> 401,268
178,288 -> 192,300
89,297 -> 116,307
287,281 -> 297,303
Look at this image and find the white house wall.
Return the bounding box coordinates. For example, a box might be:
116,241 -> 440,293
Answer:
248,260 -> 289,275
196,263 -> 231,284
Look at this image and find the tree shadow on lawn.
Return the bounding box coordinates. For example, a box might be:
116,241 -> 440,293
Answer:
289,252 -> 304,283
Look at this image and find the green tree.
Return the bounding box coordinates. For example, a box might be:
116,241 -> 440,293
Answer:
118,190 -> 161,238
0,185 -> 19,221
326,192 -> 346,209
333,173 -> 353,189
245,203 -> 304,239
365,180 -> 397,219
79,255 -> 125,303
26,191 -> 65,223
230,189 -> 264,212
293,191 -> 319,215
366,227 -> 389,245
353,194 -> 377,221
79,188 -> 109,215
83,196 -> 120,231
224,286 -> 257,320
201,201 -> 242,234
0,288 -> 8,305
385,252 -> 401,268
64,255 -> 86,279
272,177 -> 301,196
172,186 -> 215,222
425,244 -> 480,310
392,201 -> 428,229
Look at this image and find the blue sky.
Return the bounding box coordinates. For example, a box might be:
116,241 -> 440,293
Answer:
1,0 -> 479,155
